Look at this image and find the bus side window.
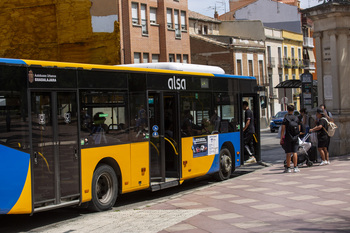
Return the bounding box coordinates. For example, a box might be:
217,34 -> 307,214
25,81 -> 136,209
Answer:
129,94 -> 148,142
80,91 -> 130,146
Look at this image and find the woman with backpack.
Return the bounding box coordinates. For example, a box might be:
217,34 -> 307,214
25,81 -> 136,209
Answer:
280,104 -> 301,173
309,108 -> 330,166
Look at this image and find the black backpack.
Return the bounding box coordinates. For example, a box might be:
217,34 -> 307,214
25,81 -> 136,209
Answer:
286,115 -> 300,141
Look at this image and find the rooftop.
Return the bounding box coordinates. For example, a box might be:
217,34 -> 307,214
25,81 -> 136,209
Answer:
188,10 -> 221,23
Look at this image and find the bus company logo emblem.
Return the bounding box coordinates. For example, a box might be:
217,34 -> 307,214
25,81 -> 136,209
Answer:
168,76 -> 186,90
28,70 -> 34,83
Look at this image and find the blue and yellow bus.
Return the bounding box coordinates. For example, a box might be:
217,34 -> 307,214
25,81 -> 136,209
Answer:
0,58 -> 260,214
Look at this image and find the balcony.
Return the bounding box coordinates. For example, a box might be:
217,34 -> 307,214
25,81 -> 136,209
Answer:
283,57 -> 291,68
303,59 -> 316,70
298,59 -> 305,69
303,37 -> 314,48
291,58 -> 298,68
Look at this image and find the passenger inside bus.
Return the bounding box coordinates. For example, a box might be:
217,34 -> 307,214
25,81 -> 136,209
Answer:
181,110 -> 203,136
90,112 -> 108,144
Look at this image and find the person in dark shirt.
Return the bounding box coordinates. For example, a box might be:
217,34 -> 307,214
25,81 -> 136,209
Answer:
319,104 -> 332,160
280,104 -> 300,173
298,108 -> 308,139
310,108 -> 330,166
243,101 -> 256,163
182,110 -> 202,136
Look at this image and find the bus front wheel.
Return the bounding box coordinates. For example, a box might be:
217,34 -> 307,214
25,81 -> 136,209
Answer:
90,164 -> 118,212
215,148 -> 232,181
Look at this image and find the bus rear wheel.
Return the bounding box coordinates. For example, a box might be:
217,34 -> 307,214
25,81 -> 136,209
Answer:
90,164 -> 118,212
215,148 -> 232,181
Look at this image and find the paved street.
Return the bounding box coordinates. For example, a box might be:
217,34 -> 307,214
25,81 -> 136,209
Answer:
2,131 -> 350,233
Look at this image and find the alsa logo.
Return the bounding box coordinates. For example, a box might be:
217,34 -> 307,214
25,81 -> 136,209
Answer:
168,76 -> 186,90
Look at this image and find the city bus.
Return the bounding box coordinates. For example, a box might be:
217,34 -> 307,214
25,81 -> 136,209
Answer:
0,58 -> 260,214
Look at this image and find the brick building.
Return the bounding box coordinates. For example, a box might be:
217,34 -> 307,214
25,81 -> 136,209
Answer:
120,0 -> 191,64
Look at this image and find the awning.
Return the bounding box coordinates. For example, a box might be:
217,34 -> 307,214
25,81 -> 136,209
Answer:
307,48 -> 316,63
275,80 -> 302,88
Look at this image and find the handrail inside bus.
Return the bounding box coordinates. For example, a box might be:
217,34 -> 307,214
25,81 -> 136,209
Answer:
164,137 -> 178,155
149,141 -> 159,156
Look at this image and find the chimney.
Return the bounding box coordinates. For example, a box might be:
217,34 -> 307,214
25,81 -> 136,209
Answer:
214,11 -> 218,19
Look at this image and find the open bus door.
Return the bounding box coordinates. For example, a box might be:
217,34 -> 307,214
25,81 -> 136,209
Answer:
148,92 -> 181,191
241,94 -> 261,164
30,91 -> 80,212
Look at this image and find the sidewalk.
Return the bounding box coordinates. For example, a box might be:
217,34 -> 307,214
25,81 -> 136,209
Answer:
146,156 -> 350,232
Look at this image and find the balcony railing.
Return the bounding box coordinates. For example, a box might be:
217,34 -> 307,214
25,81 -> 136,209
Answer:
141,20 -> 148,35
303,37 -> 314,48
291,58 -> 298,68
175,24 -> 181,38
283,57 -> 291,68
298,59 -> 305,69
303,59 -> 316,70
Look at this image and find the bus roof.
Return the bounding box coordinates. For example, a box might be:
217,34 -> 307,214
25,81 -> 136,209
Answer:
116,62 -> 225,74
0,58 -> 255,80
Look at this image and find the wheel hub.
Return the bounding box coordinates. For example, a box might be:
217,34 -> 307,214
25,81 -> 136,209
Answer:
221,154 -> 232,173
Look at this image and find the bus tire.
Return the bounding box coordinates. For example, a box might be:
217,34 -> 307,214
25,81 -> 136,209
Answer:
215,148 -> 232,181
90,164 -> 118,212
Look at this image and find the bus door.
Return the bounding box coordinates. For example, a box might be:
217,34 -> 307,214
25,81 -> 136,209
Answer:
241,94 -> 260,163
30,91 -> 80,211
148,92 -> 180,184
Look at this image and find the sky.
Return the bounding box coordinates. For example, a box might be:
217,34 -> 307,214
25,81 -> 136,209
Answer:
188,0 -> 322,18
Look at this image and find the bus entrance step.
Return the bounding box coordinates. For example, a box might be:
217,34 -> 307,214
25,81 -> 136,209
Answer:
151,179 -> 179,191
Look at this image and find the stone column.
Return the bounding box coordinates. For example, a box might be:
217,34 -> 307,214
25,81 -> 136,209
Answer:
335,29 -> 350,155
303,3 -> 350,156
313,32 -> 323,103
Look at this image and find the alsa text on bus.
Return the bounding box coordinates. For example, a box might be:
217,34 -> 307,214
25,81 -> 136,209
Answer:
168,76 -> 186,90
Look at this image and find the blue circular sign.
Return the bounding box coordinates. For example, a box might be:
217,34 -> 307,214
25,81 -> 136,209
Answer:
152,125 -> 159,132
152,132 -> 159,138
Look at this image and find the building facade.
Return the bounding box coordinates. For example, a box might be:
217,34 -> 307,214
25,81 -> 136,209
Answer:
188,10 -> 221,36
303,1 -> 350,156
265,27 -> 284,115
0,0 -> 120,65
281,30 -> 304,110
217,0 -> 306,117
221,0 -> 302,34
301,11 -> 316,76
189,16 -> 270,128
121,0 -> 191,64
